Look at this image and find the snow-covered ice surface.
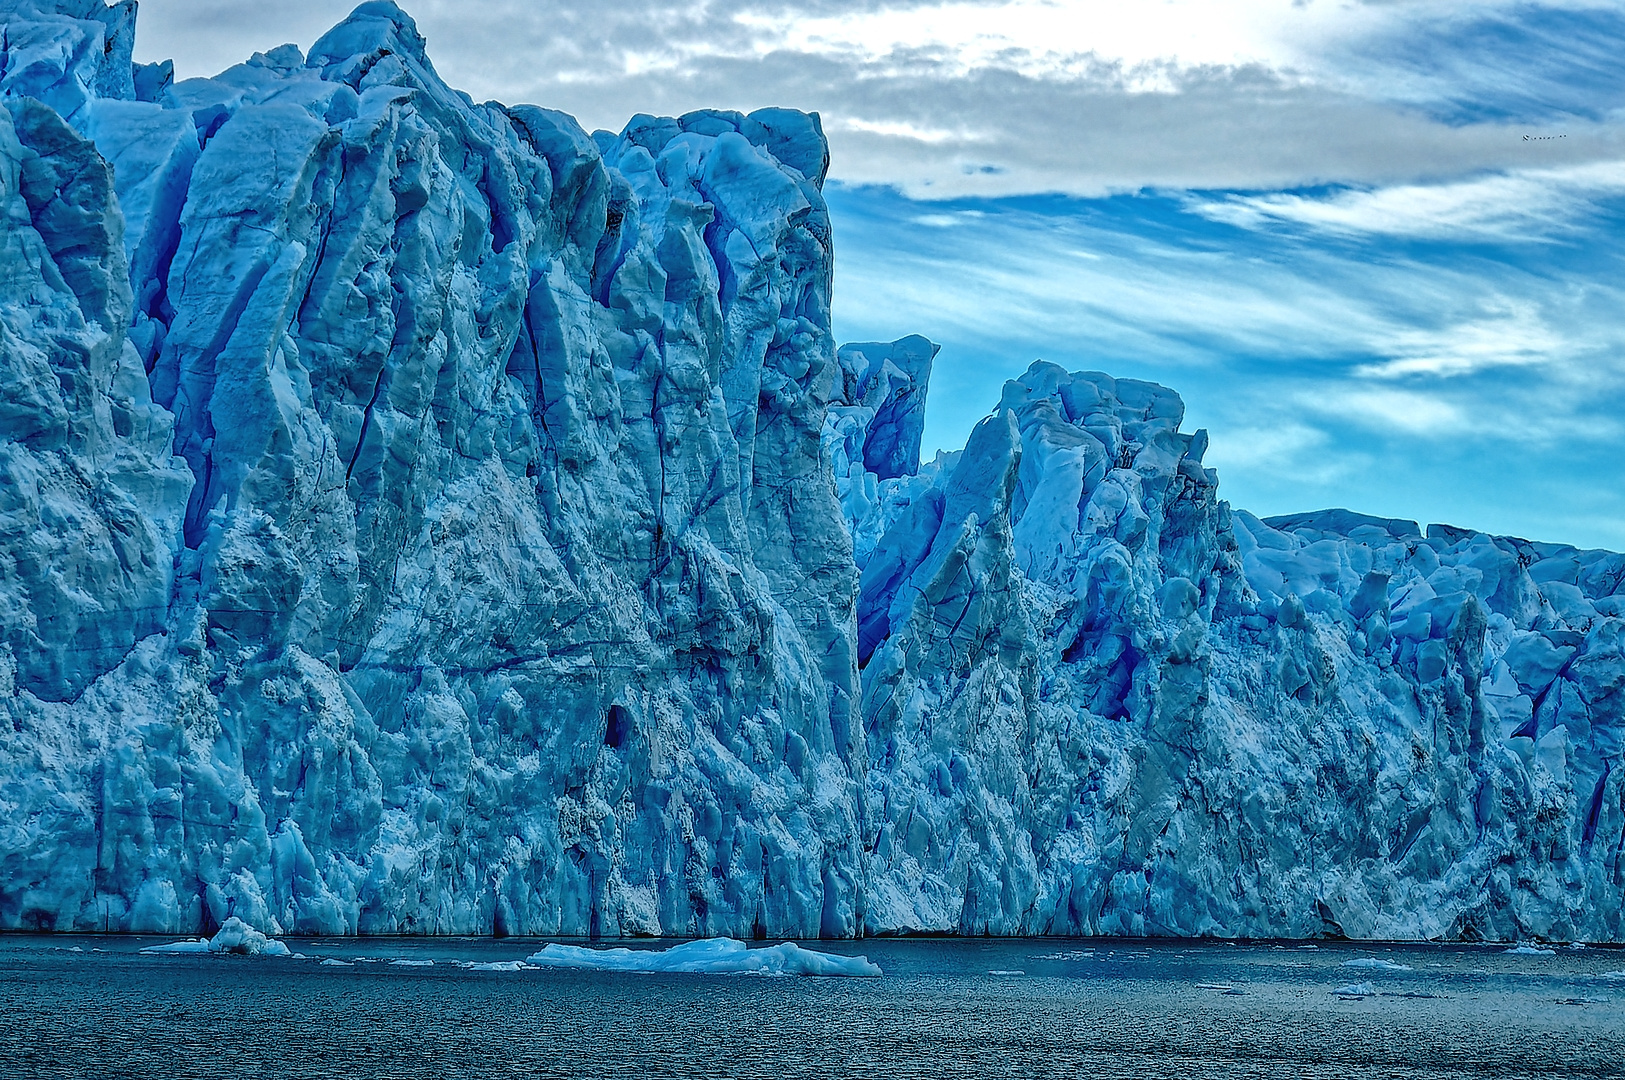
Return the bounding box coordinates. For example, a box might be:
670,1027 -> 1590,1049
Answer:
0,0 -> 1621,943
526,937 -> 881,976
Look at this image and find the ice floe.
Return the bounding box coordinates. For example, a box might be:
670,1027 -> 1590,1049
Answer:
1342,958 -> 1413,972
141,917 -> 290,956
525,938 -> 882,976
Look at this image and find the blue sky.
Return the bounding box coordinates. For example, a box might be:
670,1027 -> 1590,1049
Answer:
135,0 -> 1625,549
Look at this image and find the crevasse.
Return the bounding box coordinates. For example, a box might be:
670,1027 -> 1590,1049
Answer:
0,0 -> 1619,942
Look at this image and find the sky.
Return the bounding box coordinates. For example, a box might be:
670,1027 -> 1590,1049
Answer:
131,0 -> 1625,550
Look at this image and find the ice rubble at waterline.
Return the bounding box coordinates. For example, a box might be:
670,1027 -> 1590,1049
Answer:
527,938 -> 882,976
0,0 -> 1620,943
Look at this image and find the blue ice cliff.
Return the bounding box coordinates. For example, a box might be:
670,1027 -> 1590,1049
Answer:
0,1 -> 1620,941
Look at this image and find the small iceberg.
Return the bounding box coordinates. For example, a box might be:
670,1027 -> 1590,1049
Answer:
1333,982 -> 1376,997
389,958 -> 434,967
141,917 -> 291,957
526,937 -> 882,976
1343,958 -> 1413,972
319,958 -> 353,967
1504,944 -> 1557,956
470,961 -> 535,972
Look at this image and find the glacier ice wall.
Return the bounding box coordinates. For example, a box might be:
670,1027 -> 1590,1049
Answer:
0,0 -> 1620,941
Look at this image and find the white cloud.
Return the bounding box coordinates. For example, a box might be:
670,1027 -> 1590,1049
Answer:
1202,421 -> 1353,486
1192,159 -> 1625,241
1357,301 -> 1565,379
830,117 -> 975,144
1298,386 -> 1470,436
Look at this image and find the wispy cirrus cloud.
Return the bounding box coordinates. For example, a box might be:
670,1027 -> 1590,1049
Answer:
1192,161 -> 1625,242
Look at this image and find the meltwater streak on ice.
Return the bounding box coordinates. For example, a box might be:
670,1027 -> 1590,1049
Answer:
0,0 -> 1622,944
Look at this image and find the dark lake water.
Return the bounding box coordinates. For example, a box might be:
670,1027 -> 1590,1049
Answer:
1,934 -> 1620,1078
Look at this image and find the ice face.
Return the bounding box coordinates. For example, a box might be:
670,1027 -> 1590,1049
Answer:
0,1 -> 1621,943
0,0 -> 858,939
838,358 -> 1625,941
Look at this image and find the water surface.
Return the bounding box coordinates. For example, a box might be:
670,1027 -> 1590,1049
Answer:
2,935 -> 1620,1078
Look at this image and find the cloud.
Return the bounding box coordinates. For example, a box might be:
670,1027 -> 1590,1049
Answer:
1298,386 -> 1470,436
1357,301 -> 1565,379
1201,421 -> 1354,487
1192,160 -> 1625,241
132,1 -> 1625,198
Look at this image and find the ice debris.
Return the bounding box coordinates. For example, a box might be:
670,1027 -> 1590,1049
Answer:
1343,958 -> 1414,972
1505,945 -> 1558,956
525,938 -> 882,976
1333,983 -> 1376,997
0,0 -> 1621,944
141,917 -> 291,956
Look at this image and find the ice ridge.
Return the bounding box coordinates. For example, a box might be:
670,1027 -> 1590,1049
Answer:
0,1 -> 1620,943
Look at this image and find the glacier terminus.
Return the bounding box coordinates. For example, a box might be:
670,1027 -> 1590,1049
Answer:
0,0 -> 1621,943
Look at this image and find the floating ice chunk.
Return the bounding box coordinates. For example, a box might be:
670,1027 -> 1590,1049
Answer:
525,938 -> 882,976
988,969 -> 1026,976
319,958 -> 353,967
389,959 -> 434,967
207,918 -> 291,956
1334,982 -> 1376,997
470,961 -> 535,972
1343,958 -> 1413,972
1505,944 -> 1557,956
140,939 -> 211,955
140,917 -> 290,956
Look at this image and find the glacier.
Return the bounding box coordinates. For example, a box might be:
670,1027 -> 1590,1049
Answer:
0,0 -> 1620,943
